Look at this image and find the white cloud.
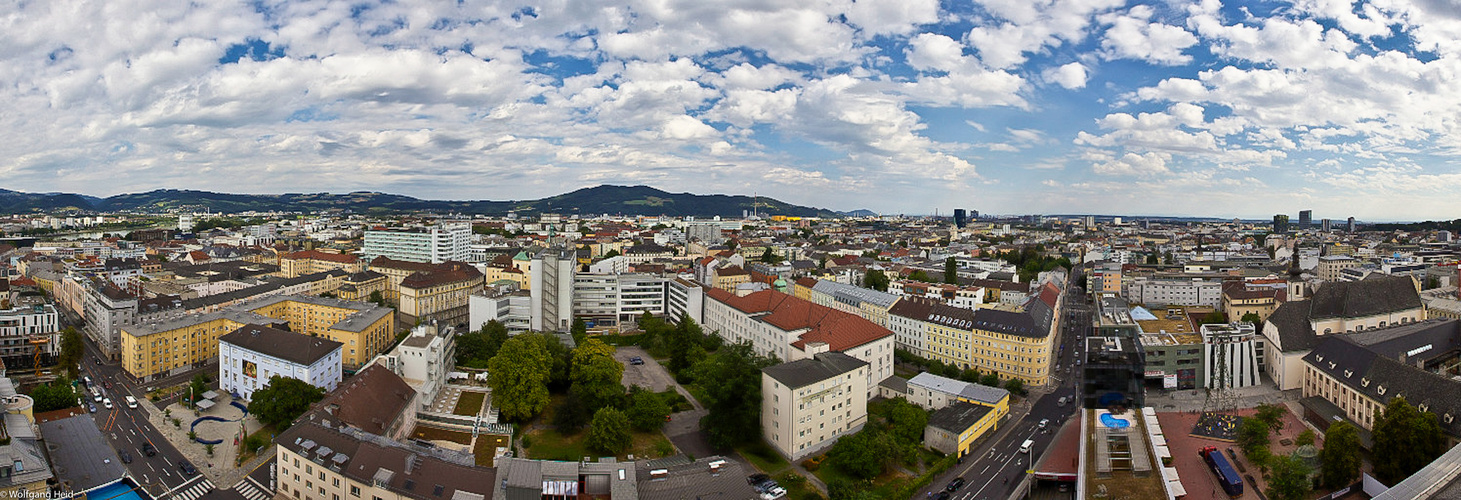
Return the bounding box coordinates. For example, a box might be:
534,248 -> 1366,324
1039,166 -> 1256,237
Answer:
1092,151 -> 1171,176
1044,62 -> 1088,89
1098,8 -> 1198,65
844,0 -> 941,36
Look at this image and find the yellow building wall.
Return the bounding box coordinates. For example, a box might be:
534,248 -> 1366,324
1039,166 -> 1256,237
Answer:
122,317 -> 245,378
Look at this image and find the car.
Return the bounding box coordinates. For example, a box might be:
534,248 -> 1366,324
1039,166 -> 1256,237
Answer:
87,403 -> 97,413
94,358 -> 102,365
83,376 -> 93,386
629,357 -> 644,365
141,443 -> 156,457
179,461 -> 197,476
935,492 -> 952,500
117,449 -> 133,464
946,477 -> 966,491
747,473 -> 770,485
125,396 -> 138,409
102,398 -> 113,409
1039,419 -> 1050,429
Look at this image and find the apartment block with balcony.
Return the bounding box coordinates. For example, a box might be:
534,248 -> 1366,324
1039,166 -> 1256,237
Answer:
761,352 -> 869,461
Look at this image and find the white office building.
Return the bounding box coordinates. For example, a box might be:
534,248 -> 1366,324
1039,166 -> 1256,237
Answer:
220,324 -> 343,401
665,278 -> 705,325
469,289 -> 532,334
1201,322 -> 1261,389
530,246 -> 577,332
1125,277 -> 1223,308
371,323 -> 454,411
0,304 -> 60,366
361,221 -> 471,263
572,273 -> 668,331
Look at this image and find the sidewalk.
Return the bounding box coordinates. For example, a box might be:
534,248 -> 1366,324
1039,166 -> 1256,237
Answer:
139,394 -> 268,491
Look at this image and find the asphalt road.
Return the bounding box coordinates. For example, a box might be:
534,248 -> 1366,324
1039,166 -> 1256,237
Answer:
919,278 -> 1091,500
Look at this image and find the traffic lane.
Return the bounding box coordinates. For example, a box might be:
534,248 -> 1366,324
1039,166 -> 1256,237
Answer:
935,392 -> 1076,499
96,401 -> 196,491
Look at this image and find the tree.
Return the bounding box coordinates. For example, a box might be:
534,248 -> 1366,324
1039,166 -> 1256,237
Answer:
30,378 -> 79,413
571,338 -> 625,412
1372,396 -> 1445,485
1295,429 -> 1315,447
979,373 -> 999,387
1199,311 -> 1227,325
587,407 -> 632,455
1241,312 -> 1264,333
826,429 -> 883,479
57,327 -> 84,379
908,270 -> 934,283
603,249 -> 621,259
552,397 -> 591,434
189,373 -> 210,406
626,387 -> 672,432
571,317 -> 588,345
759,247 -> 782,264
1146,253 -> 1158,265
487,335 -> 553,421
1319,420 -> 1362,489
368,290 -> 384,306
1237,416 -> 1271,457
1255,403 -> 1286,431
695,342 -> 775,449
877,398 -> 928,444
1265,454 -> 1313,500
1003,378 -> 1025,396
456,321 -> 509,369
726,239 -> 738,251
863,270 -> 890,292
248,376 -> 326,430
944,257 -> 958,284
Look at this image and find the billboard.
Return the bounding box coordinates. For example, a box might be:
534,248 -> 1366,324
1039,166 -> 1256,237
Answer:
242,359 -> 257,379
1164,374 -> 1178,389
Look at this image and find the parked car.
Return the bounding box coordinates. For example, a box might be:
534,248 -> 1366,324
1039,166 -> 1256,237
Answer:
629,356 -> 645,365
179,461 -> 197,476
87,403 -> 97,413
935,492 -> 952,500
117,449 -> 133,464
141,443 -> 156,457
946,477 -> 966,491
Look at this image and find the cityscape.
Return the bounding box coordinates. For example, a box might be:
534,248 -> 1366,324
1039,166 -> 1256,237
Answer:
5,1 -> 1461,500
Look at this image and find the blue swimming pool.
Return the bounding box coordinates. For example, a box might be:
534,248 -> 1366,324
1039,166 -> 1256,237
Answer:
81,480 -> 149,500
1100,413 -> 1131,429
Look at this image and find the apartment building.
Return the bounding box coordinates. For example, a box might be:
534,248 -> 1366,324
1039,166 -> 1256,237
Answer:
887,297 -> 935,357
372,323 -> 455,412
703,288 -> 895,396
806,279 -> 900,327
887,280 -> 985,310
761,352 -> 869,460
1316,255 -> 1361,282
279,250 -> 364,278
335,271 -> 387,303
398,263 -> 484,326
664,277 -> 705,326
1263,274 -> 1426,390
1221,280 -> 1286,324
361,221 -> 471,264
219,324 -> 342,401
468,289 -> 532,334
121,294 -> 394,379
1124,277 -> 1222,308
0,303 -> 59,368
276,422 -> 494,500
529,246 -> 576,332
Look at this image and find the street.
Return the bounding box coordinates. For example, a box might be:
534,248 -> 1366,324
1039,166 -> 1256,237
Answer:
919,273 -> 1089,500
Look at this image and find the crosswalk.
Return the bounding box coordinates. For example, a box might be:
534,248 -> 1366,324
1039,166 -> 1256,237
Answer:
233,476 -> 273,500
167,478 -> 215,500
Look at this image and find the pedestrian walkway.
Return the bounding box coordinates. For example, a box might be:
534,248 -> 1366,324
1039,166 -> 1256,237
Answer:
166,477 -> 215,500
231,477 -> 271,500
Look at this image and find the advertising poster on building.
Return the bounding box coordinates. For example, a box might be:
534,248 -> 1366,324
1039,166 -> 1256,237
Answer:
243,359 -> 257,379
1164,374 -> 1178,389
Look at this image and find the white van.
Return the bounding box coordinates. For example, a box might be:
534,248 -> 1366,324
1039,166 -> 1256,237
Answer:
1020,439 -> 1034,454
125,395 -> 138,409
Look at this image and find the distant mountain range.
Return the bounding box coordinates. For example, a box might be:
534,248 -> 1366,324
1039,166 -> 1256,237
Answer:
0,185 -> 843,218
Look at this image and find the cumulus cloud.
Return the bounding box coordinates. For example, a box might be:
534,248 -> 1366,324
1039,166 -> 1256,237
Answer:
1092,151 -> 1171,176
1043,62 -> 1088,89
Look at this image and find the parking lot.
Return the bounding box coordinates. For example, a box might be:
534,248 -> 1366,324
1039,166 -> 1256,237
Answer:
613,346 -> 676,392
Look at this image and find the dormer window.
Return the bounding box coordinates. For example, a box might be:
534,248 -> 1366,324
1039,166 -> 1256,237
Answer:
1329,362 -> 1337,370
1361,378 -> 1370,388
1344,370 -> 1353,378
1378,385 -> 1387,396
1418,403 -> 1428,413
1316,355 -> 1324,362
1445,414 -> 1454,424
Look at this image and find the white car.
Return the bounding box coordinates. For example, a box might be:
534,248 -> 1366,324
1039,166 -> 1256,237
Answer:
102,398 -> 113,409
1039,419 -> 1050,429
125,396 -> 138,409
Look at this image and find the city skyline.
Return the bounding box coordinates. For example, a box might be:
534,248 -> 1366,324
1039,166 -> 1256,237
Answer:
3,0 -> 1460,219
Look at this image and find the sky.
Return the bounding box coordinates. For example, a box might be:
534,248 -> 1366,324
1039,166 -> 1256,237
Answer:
3,0 -> 1461,220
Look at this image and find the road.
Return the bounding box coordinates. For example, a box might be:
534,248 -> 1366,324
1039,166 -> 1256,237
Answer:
919,274 -> 1090,500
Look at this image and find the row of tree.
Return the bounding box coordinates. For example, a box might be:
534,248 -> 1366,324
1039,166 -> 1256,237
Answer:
894,349 -> 1026,396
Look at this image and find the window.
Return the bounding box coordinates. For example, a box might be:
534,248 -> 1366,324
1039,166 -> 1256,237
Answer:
350,486 -> 360,497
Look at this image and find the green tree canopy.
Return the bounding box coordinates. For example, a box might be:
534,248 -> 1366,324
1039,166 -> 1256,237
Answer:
1254,403 -> 1286,431
877,398 -> 929,444
1265,454 -> 1313,500
625,387 -> 672,432
826,427 -> 909,480
944,257 -> 958,284
1372,396 -> 1445,485
571,318 -> 588,344
571,338 -> 625,412
587,407 -> 632,455
759,247 -> 782,264
457,320 -> 510,369
979,373 -> 999,387
1237,416 -> 1271,456
862,269 -> 890,292
1319,420 -> 1362,489
694,342 -> 775,449
248,376 -> 326,430
488,334 -> 553,421
58,327 -> 84,380
189,373 -> 210,405
1003,378 -> 1026,396
1199,311 -> 1228,325
603,249 -> 621,258
908,270 -> 935,283
30,377 -> 80,413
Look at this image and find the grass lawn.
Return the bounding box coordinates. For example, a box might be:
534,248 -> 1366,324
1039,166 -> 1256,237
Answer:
737,442 -> 791,475
472,433 -> 511,467
410,426 -> 473,445
454,391 -> 486,416
524,427 -> 675,462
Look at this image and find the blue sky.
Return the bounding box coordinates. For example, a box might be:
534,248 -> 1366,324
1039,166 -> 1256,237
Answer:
2,0 -> 1460,220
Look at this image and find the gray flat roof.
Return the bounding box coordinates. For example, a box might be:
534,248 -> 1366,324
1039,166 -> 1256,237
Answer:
39,415 -> 123,492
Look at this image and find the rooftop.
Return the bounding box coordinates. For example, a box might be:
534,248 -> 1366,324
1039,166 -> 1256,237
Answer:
927,401 -> 995,433
762,352 -> 867,389
221,324 -> 343,366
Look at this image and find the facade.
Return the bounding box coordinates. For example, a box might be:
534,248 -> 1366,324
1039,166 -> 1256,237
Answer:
1082,336 -> 1145,409
468,289 -> 532,334
0,380 -> 52,497
1316,255 -> 1361,282
664,278 -> 705,326
0,304 -> 59,368
1089,263 -> 1124,297
1200,322 -> 1261,389
889,284 -> 1061,385
398,263 -> 485,326
372,323 -> 454,411
83,282 -> 136,358
686,221 -> 725,244
887,297 -> 934,357
904,372 -> 1011,414
335,271 -> 387,302
1138,331 -> 1203,390
1301,323 -> 1461,447
704,288 -> 895,396
925,401 -> 1001,458
1124,278 -> 1222,308
121,295 -> 394,379
279,250 -> 364,278
219,324 -> 343,401
572,273 -> 668,330
761,352 -> 869,460
1262,274 -> 1425,390
529,246 -> 576,332
1221,281 -> 1286,324
712,265 -> 751,291
275,423 -> 494,500
806,279 -> 900,327
361,221 -> 471,264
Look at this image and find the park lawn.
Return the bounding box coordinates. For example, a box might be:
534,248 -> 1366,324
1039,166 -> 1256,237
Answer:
524,426 -> 675,462
736,442 -> 791,475
411,426 -> 473,445
454,391 -> 486,416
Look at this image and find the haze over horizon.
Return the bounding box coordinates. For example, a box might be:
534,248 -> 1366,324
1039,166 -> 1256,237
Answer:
3,0 -> 1460,220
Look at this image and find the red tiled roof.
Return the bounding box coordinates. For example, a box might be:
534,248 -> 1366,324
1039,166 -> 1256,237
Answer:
705,288 -> 892,352
188,250 -> 210,261
717,265 -> 749,277
795,277 -> 819,289
304,364 -> 414,435
400,263 -> 484,289
1038,282 -> 1061,309
698,256 -> 717,266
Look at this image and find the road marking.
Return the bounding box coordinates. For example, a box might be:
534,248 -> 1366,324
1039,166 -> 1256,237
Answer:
163,456 -> 173,467
149,463 -> 157,473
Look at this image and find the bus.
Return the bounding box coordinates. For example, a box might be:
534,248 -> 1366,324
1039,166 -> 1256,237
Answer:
1200,446 -> 1243,498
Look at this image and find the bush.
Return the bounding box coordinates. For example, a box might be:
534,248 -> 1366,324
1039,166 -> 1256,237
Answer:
801,459 -> 820,472
521,435 -> 533,449
1296,429 -> 1315,447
